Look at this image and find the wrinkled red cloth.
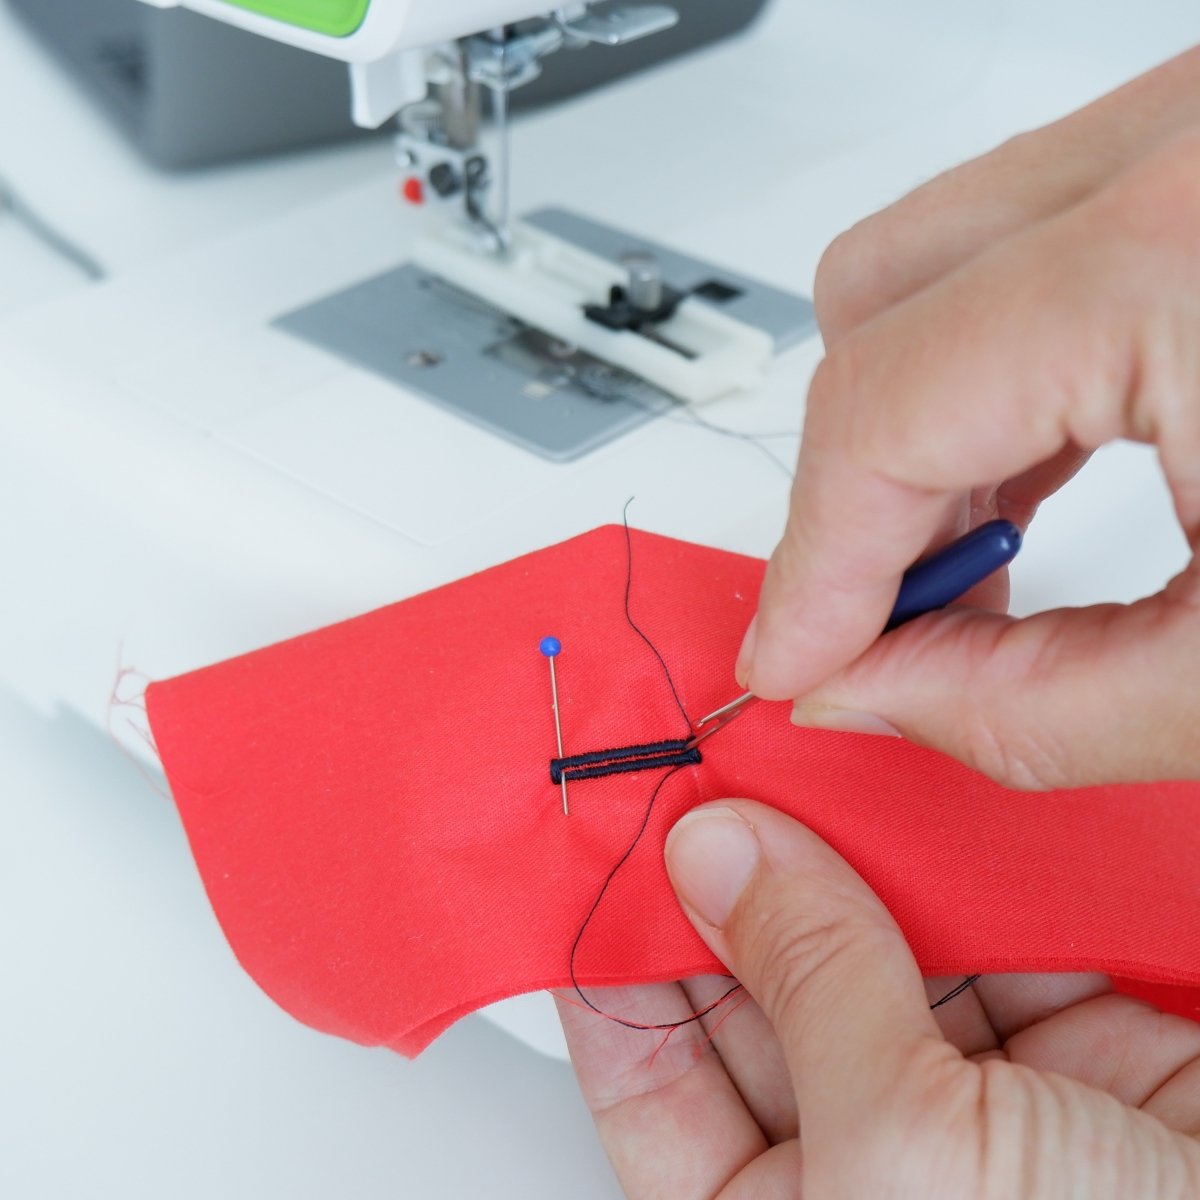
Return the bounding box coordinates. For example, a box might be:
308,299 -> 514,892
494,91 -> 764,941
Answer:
146,525 -> 1200,1056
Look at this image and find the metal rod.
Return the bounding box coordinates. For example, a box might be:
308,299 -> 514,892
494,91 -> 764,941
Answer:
488,77 -> 511,251
695,690 -> 756,728
548,654 -> 568,815
685,692 -> 759,750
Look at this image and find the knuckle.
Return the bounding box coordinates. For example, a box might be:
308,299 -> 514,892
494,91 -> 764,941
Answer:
987,128 -> 1044,175
814,222 -> 884,341
805,345 -> 857,425
944,623 -> 1081,791
806,1034 -> 978,1195
974,1059 -> 1084,1198
1096,129 -> 1200,254
741,887 -> 880,1030
799,356 -> 839,455
962,720 -> 1069,791
758,921 -> 856,1032
806,346 -> 886,471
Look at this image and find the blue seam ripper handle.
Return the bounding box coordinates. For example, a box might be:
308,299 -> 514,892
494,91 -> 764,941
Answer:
884,519 -> 1022,632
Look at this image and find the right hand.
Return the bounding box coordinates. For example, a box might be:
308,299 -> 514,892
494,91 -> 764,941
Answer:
738,46 -> 1200,788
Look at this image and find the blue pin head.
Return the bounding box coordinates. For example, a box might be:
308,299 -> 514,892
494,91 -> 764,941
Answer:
539,636 -> 561,658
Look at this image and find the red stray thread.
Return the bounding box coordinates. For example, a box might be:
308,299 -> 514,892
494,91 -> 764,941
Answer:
552,980 -> 746,1034
703,989 -> 753,1047
107,645 -> 170,800
646,1026 -> 677,1070
552,981 -> 748,1072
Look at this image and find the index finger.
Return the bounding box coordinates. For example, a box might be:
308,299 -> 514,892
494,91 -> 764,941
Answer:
742,137 -> 1200,700
816,44 -> 1200,344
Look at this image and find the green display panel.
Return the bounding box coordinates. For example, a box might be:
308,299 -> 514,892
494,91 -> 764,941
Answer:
218,0 -> 371,38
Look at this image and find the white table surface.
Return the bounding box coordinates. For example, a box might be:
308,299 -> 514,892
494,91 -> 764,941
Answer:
1,1 -> 1198,1196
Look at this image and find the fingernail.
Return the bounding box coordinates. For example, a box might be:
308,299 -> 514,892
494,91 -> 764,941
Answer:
735,616 -> 758,688
791,704 -> 901,738
665,807 -> 760,929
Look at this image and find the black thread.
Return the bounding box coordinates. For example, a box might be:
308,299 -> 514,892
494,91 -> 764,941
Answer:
669,405 -> 795,479
551,739 -> 701,784
569,765 -> 742,1030
564,510 -> 734,1033
554,739 -> 692,771
930,974 -> 982,1009
560,747 -> 700,781
560,751 -> 701,783
614,390 -> 796,479
569,501 -> 978,1037
622,499 -> 691,733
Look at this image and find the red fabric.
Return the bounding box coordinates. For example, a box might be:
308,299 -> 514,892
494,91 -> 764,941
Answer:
1112,979 -> 1200,1022
145,525 -> 1200,1056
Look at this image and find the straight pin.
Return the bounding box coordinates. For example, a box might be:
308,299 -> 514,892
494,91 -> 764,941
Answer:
540,637 -> 569,815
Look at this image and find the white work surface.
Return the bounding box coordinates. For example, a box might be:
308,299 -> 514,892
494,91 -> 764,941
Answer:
1,1 -> 1198,1196
0,686 -> 617,1200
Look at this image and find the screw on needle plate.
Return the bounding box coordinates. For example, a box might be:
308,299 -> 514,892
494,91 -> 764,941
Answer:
540,636 -> 568,815
404,349 -> 443,368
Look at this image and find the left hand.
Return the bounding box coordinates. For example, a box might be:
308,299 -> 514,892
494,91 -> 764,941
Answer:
556,801 -> 1200,1199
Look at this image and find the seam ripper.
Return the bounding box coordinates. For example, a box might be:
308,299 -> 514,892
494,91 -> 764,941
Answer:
687,518 -> 1023,749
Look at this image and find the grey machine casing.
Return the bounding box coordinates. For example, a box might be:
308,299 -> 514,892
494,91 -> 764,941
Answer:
7,0 -> 771,168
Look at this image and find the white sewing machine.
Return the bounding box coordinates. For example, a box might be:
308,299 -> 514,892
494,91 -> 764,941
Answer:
0,0 -> 1196,1064
130,1 -> 816,462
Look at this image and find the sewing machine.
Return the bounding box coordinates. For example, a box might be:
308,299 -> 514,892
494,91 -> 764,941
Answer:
104,1 -> 815,460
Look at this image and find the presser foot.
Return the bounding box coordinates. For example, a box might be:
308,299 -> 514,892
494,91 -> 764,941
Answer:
273,207 -> 815,462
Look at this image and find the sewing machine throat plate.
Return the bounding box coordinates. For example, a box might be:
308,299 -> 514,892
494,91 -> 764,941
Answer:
273,208 -> 815,462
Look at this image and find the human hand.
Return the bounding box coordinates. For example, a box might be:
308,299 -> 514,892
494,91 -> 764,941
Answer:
738,47 -> 1200,787
557,801 -> 1200,1199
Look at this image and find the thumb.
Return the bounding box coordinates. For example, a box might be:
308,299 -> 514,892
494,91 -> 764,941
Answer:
664,801 -> 951,1166
789,584 -> 1200,790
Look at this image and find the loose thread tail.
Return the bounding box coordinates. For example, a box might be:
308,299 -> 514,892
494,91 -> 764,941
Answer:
931,975 -> 983,1009
562,504 -> 983,1048
560,510 -> 728,1038
622,500 -> 692,734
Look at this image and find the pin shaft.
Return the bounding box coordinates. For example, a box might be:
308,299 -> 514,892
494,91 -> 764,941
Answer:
547,655 -> 568,815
